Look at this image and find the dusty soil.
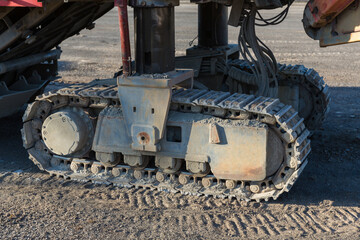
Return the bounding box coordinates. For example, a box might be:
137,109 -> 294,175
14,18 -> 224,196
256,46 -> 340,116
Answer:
1,3 -> 360,239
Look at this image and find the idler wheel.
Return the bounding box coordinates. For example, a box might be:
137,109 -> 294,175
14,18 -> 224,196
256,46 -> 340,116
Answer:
42,108 -> 93,156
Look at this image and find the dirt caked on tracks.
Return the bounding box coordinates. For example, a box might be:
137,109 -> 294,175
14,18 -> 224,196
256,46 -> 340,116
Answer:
0,3 -> 360,240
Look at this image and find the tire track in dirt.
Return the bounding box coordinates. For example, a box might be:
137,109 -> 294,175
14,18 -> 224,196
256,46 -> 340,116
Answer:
174,209 -> 358,238
2,172 -> 360,238
119,188 -> 360,238
120,188 -> 359,234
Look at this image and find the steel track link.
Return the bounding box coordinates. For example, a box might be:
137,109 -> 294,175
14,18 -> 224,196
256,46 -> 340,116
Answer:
21,82 -> 311,202
228,60 -> 330,131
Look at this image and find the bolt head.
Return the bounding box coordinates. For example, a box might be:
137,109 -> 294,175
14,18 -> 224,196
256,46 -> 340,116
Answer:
91,165 -> 100,174
179,174 -> 189,185
156,172 -> 165,182
202,178 -> 212,188
225,180 -> 236,189
250,184 -> 260,193
112,168 -> 121,177
70,162 -> 78,172
134,170 -> 143,180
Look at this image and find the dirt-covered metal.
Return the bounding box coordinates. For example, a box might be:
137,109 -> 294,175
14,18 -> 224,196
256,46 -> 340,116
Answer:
22,82 -> 310,202
226,60 -> 330,131
117,70 -> 194,152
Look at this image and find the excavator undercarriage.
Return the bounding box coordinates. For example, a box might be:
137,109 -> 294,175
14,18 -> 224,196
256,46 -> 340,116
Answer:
0,0 -> 333,201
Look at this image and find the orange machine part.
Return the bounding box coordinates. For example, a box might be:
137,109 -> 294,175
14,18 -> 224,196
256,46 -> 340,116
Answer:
306,0 -> 355,28
0,0 -> 42,7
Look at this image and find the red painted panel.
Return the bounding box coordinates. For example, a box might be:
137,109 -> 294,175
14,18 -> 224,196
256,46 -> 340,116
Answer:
0,0 -> 42,7
306,0 -> 355,27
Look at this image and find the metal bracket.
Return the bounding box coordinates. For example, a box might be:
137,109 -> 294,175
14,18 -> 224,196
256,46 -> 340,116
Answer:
228,0 -> 244,27
117,69 -> 193,152
176,44 -> 239,77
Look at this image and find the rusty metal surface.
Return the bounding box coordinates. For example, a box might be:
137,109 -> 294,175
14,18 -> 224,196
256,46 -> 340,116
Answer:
316,2 -> 360,46
92,106 -> 280,181
206,123 -> 277,181
115,0 -> 132,77
304,0 -> 355,28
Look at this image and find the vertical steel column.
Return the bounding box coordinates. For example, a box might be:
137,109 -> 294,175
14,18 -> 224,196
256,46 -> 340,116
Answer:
198,2 -> 228,48
134,7 -> 175,74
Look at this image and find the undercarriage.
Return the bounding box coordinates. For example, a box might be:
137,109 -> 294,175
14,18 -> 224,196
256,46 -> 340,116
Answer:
22,82 -> 310,201
0,0 -> 330,201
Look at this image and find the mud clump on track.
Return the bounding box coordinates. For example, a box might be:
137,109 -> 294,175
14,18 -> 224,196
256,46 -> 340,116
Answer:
0,4 -> 360,239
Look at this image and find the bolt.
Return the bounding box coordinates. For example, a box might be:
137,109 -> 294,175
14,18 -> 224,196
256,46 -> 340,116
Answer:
134,170 -> 143,180
70,162 -> 78,172
274,182 -> 284,190
202,178 -> 213,188
156,172 -> 165,182
250,184 -> 260,193
178,174 -> 189,185
91,165 -> 101,174
112,168 -> 121,177
225,180 -> 236,189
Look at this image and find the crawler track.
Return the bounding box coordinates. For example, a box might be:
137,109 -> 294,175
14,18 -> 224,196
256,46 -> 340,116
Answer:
21,82 -> 311,202
227,60 -> 330,131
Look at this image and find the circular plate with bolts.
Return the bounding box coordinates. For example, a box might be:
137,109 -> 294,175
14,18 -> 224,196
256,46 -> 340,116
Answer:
41,107 -> 94,157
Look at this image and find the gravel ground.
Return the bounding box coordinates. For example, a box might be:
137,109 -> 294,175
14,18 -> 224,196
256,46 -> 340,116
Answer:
0,3 -> 360,240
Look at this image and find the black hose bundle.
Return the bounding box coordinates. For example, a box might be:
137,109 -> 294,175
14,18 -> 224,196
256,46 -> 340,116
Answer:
255,0 -> 293,26
237,4 -> 279,97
